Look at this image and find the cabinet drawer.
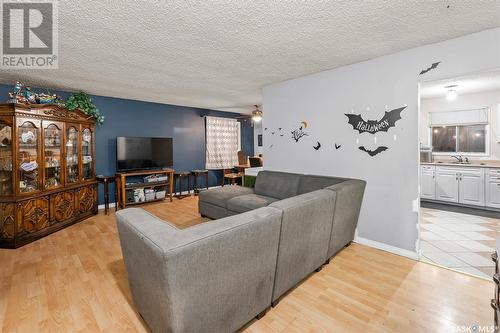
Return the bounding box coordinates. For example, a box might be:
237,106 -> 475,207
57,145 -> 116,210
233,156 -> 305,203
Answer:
488,176 -> 500,182
459,168 -> 483,175
436,166 -> 461,173
488,168 -> 500,175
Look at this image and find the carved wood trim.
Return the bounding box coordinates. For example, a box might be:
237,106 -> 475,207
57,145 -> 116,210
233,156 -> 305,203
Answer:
0,203 -> 15,239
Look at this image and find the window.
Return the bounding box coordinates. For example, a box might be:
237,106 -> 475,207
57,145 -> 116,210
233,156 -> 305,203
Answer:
431,124 -> 487,154
205,116 -> 239,169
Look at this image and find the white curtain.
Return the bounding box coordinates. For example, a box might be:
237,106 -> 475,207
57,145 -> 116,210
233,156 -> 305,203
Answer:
205,116 -> 239,169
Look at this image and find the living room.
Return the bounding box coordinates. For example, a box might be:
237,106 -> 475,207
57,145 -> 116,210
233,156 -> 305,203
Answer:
0,2 -> 499,332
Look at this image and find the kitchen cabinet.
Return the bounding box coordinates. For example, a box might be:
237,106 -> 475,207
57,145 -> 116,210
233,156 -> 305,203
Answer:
424,165 -> 485,207
458,168 -> 484,206
486,169 -> 500,208
435,167 -> 459,203
423,164 -> 500,209
420,165 -> 436,200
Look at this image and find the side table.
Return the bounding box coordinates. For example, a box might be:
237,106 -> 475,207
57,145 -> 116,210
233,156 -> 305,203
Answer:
174,171 -> 191,198
96,175 -> 118,215
191,169 -> 209,195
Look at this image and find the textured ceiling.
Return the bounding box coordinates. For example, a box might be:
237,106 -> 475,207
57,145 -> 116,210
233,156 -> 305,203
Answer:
421,70 -> 500,99
1,1 -> 500,113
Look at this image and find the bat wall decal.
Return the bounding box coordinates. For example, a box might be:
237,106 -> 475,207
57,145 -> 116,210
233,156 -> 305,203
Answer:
313,141 -> 321,150
359,146 -> 388,156
419,62 -> 440,75
345,106 -> 406,134
334,143 -> 341,150
291,128 -> 308,142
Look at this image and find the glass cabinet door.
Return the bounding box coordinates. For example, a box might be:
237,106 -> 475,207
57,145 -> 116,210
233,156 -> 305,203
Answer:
82,127 -> 93,180
43,123 -> 62,189
0,120 -> 13,195
18,121 -> 40,193
66,126 -> 79,184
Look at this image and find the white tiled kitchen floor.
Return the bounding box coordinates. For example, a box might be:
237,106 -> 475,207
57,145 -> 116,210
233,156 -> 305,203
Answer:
420,208 -> 496,279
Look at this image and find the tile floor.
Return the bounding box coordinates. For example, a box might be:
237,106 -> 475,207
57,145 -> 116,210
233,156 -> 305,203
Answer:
420,207 -> 497,279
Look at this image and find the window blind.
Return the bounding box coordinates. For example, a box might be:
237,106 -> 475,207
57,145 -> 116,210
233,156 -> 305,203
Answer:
429,108 -> 489,126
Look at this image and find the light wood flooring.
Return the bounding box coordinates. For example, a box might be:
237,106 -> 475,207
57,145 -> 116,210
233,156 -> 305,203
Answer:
0,196 -> 493,332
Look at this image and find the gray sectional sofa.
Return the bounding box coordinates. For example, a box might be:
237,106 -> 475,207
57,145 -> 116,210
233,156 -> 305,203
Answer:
116,170 -> 365,333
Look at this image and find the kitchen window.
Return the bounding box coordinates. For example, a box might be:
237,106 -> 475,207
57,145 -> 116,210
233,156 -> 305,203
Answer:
431,124 -> 487,154
429,108 -> 489,155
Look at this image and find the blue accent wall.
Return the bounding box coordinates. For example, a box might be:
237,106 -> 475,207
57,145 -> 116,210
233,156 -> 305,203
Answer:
0,84 -> 254,204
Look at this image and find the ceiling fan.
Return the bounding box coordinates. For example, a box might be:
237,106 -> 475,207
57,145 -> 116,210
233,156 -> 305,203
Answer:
235,105 -> 262,123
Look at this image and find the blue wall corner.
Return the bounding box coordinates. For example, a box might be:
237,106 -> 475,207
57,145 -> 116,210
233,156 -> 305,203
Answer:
0,84 -> 254,204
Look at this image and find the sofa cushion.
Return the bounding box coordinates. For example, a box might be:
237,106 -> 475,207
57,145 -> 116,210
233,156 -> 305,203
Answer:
227,194 -> 278,213
198,186 -> 254,208
254,171 -> 301,199
297,175 -> 347,194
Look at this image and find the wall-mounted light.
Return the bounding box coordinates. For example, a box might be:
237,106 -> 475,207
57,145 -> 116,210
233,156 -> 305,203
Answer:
445,84 -> 458,101
251,105 -> 262,122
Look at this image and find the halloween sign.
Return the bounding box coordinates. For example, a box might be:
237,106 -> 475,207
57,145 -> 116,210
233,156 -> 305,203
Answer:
345,106 -> 406,134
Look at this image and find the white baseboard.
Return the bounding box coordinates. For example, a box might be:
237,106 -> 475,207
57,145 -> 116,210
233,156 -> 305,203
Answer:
98,202 -> 116,210
354,236 -> 419,260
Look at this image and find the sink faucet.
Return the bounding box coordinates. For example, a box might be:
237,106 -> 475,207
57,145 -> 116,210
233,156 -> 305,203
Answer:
451,155 -> 463,163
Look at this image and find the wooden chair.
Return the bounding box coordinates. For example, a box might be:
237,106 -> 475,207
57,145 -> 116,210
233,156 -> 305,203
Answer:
237,150 -> 247,166
222,168 -> 242,186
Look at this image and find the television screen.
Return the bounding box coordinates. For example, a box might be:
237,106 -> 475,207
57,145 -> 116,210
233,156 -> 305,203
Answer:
116,137 -> 173,172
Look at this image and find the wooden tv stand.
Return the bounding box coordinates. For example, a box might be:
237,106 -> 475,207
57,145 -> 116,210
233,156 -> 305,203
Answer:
116,169 -> 174,209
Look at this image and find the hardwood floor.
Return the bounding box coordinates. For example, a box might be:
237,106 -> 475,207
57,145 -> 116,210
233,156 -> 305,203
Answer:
0,196 -> 493,333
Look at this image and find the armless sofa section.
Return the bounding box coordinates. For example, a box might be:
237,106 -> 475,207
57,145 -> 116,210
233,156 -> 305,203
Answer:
116,171 -> 366,333
116,207 -> 282,333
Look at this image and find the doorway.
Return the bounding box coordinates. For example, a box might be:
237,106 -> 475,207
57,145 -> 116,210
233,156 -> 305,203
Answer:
418,70 -> 500,279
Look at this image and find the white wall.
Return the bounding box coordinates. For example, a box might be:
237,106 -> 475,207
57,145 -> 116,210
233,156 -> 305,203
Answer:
262,28 -> 500,253
420,89 -> 500,159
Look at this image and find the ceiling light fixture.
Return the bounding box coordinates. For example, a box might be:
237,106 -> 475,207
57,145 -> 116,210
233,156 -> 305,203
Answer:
251,105 -> 262,122
445,84 -> 458,101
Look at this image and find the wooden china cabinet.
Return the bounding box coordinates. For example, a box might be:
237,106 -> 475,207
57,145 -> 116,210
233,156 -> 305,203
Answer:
0,103 -> 98,248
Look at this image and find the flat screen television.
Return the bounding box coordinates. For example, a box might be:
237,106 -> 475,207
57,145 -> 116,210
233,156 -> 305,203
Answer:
116,137 -> 173,172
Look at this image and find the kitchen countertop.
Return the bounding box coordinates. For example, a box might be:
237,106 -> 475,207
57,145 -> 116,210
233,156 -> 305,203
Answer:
421,161 -> 500,168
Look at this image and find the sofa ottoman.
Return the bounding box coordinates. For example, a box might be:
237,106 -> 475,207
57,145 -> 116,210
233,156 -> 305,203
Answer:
199,185 -> 254,218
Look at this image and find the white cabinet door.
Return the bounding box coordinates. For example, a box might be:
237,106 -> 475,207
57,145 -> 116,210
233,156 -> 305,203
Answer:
459,168 -> 485,206
420,166 -> 435,199
486,169 -> 500,208
435,168 -> 459,203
